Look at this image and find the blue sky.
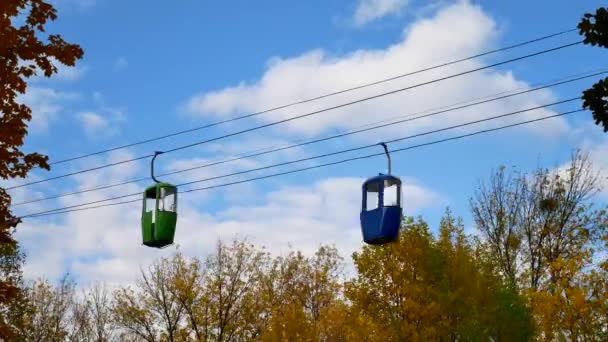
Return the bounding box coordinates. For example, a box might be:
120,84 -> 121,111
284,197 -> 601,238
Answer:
7,0 -> 608,285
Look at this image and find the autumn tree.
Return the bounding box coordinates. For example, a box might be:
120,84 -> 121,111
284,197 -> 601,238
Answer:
471,151 -> 608,340
112,284 -> 158,342
527,245 -> 605,340
346,217 -> 447,340
345,214 -> 533,341
258,245 -> 347,341
202,239 -> 270,341
4,232 -> 548,340
578,7 -> 608,132
167,250 -> 209,341
471,151 -> 606,290
14,275 -> 77,341
172,240 -> 270,341
4,275 -> 115,341
113,256 -> 185,342
68,282 -> 116,342
112,241 -> 272,341
109,240 -> 351,342
87,283 -> 116,342
582,231 -> 608,339
0,0 -> 83,338
469,167 -> 523,286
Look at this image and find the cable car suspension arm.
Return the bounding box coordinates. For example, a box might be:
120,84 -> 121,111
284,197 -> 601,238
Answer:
151,151 -> 164,183
379,142 -> 391,175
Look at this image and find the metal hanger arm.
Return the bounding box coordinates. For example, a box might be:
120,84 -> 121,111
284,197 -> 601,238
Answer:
151,151 -> 164,183
379,142 -> 391,175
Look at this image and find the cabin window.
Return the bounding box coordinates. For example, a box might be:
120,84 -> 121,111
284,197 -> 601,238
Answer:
145,197 -> 156,213
144,188 -> 156,213
159,187 -> 177,212
383,179 -> 401,207
365,182 -> 380,211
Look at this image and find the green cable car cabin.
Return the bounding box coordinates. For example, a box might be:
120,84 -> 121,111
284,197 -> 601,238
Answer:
141,182 -> 178,248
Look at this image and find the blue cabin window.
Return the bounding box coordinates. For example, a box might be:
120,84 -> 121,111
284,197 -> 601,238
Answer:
383,179 -> 401,207
365,181 -> 381,211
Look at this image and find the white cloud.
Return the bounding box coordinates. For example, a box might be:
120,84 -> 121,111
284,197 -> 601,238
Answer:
13,58 -> 84,133
17,87 -> 79,132
23,57 -> 87,82
77,111 -> 109,135
15,148 -> 442,285
533,120 -> 608,206
185,2 -> 567,141
353,0 -> 409,26
54,63 -> 88,81
574,130 -> 608,198
13,0 -> 586,290
76,93 -> 127,137
590,145 -> 608,195
114,57 -> 128,71
49,0 -> 96,11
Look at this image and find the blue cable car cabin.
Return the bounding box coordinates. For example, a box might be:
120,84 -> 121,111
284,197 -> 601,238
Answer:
360,174 -> 402,245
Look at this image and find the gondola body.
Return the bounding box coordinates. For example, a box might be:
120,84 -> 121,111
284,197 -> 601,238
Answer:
360,174 -> 402,245
141,182 -> 178,248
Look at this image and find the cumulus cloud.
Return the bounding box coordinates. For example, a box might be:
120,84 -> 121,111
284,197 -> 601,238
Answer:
353,0 -> 409,26
13,58 -> 84,133
78,111 -> 109,136
54,63 -> 88,81
14,0 -> 583,289
528,121 -> 608,208
185,1 -> 567,141
24,57 -> 87,82
15,150 -> 145,283
553,120 -> 608,198
15,148 -> 442,285
76,92 -> 127,137
574,132 -> 608,198
589,144 -> 608,193
17,87 -> 79,133
49,0 -> 97,11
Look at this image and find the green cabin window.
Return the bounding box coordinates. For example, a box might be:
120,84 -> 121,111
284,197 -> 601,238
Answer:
145,197 -> 155,213
143,187 -> 157,222
159,187 -> 177,212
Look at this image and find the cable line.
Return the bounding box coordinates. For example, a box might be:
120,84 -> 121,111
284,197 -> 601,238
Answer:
49,28 -> 577,166
6,41 -> 583,191
11,70 -> 605,207
23,109 -> 583,219
18,98 -> 579,218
